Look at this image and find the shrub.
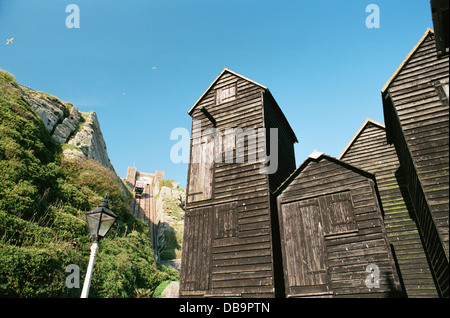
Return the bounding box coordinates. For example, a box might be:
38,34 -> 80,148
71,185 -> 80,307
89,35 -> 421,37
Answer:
152,280 -> 171,298
0,243 -> 76,297
88,231 -> 178,298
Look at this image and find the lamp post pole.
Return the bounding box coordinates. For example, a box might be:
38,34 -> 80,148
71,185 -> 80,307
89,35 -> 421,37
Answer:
80,195 -> 117,298
80,238 -> 99,298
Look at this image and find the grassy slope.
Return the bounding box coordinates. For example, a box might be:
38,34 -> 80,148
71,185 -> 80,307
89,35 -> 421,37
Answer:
0,70 -> 178,297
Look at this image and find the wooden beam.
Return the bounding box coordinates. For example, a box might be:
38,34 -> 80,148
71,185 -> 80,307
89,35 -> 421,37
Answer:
199,106 -> 217,127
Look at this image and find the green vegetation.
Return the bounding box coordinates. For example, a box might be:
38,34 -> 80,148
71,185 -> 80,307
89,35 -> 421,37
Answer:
152,280 -> 171,298
160,226 -> 182,260
61,143 -> 82,153
165,197 -> 184,219
0,69 -> 178,297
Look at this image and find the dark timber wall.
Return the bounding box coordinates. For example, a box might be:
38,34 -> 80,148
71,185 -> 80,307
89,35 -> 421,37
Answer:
339,119 -> 438,297
276,154 -> 402,297
382,29 -> 449,297
180,68 -> 297,297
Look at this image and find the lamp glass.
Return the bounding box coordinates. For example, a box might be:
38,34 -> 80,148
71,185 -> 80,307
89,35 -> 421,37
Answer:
98,213 -> 116,237
86,212 -> 101,238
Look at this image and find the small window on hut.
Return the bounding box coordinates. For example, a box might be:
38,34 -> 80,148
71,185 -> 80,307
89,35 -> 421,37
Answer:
216,83 -> 236,105
214,129 -> 236,164
436,78 -> 449,100
318,191 -> 356,235
214,202 -> 238,238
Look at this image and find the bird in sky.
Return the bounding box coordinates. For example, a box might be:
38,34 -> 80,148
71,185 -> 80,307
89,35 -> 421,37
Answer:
6,37 -> 14,45
152,66 -> 157,70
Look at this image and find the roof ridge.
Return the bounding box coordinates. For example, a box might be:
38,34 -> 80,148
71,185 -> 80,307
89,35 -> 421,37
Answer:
188,67 -> 267,115
381,28 -> 434,93
273,152 -> 375,196
338,117 -> 385,160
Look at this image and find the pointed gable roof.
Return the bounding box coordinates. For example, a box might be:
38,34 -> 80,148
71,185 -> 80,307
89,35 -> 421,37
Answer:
338,118 -> 385,160
274,151 -> 375,196
188,67 -> 298,143
188,67 -> 267,115
381,29 -> 434,94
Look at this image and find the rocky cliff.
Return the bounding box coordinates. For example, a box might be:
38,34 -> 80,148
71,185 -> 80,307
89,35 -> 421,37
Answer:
18,85 -> 114,171
155,183 -> 185,262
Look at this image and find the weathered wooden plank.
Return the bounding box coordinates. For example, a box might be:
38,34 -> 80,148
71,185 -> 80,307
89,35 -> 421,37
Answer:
212,248 -> 272,261
212,255 -> 273,267
212,270 -> 273,282
211,277 -> 273,289
211,263 -> 273,274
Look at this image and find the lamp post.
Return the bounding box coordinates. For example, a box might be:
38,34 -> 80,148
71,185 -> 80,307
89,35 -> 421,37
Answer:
81,194 -> 118,298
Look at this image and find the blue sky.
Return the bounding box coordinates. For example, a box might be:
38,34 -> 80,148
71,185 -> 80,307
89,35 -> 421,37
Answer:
0,0 -> 433,187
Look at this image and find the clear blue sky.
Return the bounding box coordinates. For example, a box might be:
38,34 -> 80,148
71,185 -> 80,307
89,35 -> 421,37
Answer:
0,0 -> 433,187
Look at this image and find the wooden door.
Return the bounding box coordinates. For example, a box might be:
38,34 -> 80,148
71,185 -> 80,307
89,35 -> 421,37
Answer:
188,133 -> 215,203
181,207 -> 213,292
282,198 -> 329,293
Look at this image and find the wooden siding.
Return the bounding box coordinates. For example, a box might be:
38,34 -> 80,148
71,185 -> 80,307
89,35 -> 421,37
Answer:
383,31 -> 449,297
263,90 -> 297,193
277,155 -> 403,297
181,69 -> 296,297
340,120 -> 438,297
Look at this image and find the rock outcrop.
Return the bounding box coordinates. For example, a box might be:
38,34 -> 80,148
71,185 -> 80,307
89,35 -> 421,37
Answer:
66,111 -> 114,171
53,107 -> 82,144
161,281 -> 180,298
19,85 -> 114,171
21,89 -> 68,135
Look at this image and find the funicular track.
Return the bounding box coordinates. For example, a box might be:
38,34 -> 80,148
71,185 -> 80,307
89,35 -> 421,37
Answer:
131,183 -> 157,252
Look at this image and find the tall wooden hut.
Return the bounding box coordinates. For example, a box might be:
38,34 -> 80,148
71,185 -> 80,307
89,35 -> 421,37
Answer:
180,68 -> 298,297
275,152 -> 403,297
381,29 -> 449,297
339,118 -> 438,297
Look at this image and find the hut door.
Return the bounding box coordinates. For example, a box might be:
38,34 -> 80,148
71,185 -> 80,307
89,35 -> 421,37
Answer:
181,207 -> 213,292
282,198 -> 330,294
188,133 -> 215,203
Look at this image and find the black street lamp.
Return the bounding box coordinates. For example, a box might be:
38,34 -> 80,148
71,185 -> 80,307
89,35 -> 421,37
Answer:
81,195 -> 118,298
